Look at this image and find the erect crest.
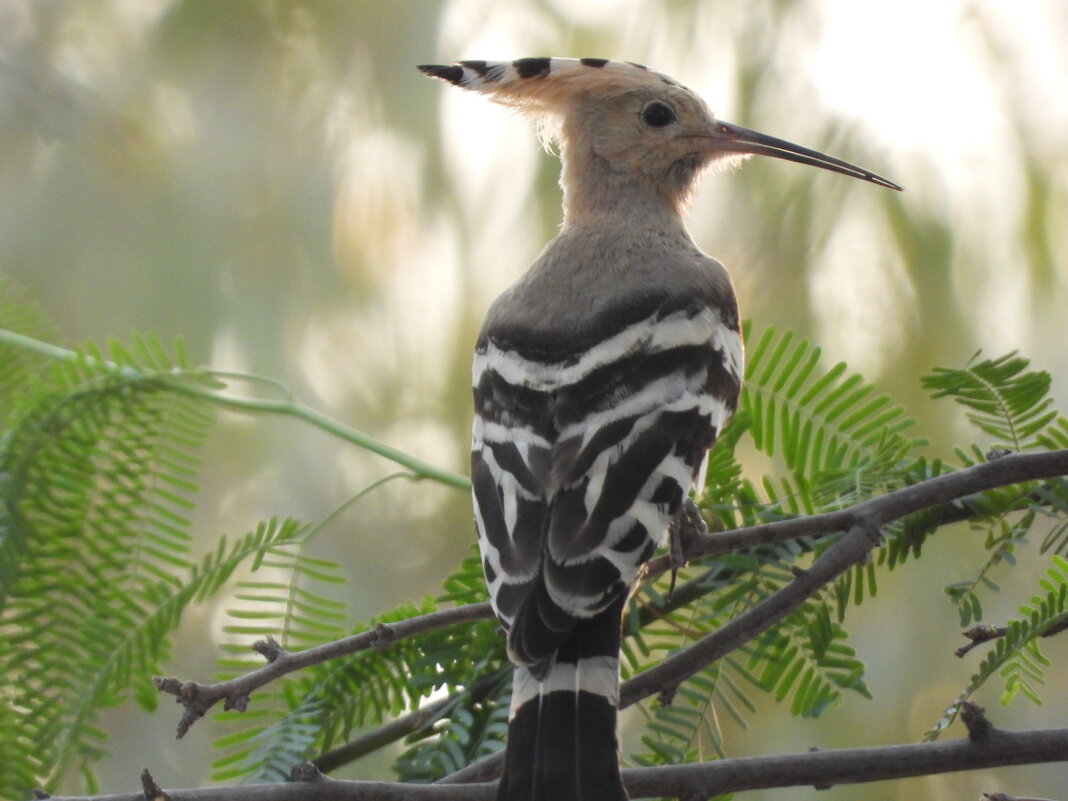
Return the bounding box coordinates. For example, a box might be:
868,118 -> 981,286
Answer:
417,57 -> 682,115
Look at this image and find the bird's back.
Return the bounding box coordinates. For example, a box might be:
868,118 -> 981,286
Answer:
479,223 -> 738,360
471,225 -> 741,801
472,222 -> 742,658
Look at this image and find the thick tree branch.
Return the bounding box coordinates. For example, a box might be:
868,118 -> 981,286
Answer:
621,719 -> 1068,800
621,517 -> 880,707
647,449 -> 1068,575
40,720 -> 1068,801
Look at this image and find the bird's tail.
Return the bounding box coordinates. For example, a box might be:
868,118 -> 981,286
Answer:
495,599 -> 628,801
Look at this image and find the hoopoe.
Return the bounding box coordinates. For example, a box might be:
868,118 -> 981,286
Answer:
419,57 -> 900,801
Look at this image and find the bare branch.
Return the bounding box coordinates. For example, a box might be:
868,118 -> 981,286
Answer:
39,724 -> 1068,801
647,449 -> 1068,575
153,603 -> 493,737
622,723 -> 1068,799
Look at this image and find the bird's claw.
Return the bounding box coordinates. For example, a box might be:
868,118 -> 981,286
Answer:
667,499 -> 709,598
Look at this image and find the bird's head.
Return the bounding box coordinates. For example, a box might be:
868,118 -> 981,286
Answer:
419,58 -> 900,220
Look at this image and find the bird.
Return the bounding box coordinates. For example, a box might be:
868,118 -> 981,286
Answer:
419,57 -> 900,801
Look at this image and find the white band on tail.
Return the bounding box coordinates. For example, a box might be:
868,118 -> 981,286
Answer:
509,657 -> 621,718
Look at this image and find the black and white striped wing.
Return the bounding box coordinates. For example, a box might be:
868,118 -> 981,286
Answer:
471,300 -> 742,670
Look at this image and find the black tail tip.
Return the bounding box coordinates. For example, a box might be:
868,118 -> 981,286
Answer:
417,64 -> 464,85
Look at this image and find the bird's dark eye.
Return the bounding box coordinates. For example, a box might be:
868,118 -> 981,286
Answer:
641,101 -> 676,128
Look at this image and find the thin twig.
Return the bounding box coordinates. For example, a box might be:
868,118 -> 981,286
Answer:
0,328 -> 471,490
956,612 -> 1068,658
312,671 -> 508,773
154,603 -> 493,737
957,624 -> 1011,658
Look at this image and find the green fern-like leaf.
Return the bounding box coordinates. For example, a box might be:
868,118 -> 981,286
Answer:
629,580 -> 868,776
0,335 -> 219,796
210,538 -> 354,782
927,554 -> 1068,739
746,600 -> 869,719
628,565 -> 757,769
743,325 -> 919,487
629,541 -> 867,773
632,650 -> 760,772
909,354 -> 1067,618
944,513 -> 1032,626
922,352 -> 1057,450
393,669 -> 511,783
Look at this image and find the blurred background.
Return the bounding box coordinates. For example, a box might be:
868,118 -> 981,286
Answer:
2,0 -> 1067,797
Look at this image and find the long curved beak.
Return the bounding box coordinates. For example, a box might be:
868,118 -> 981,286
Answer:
705,120 -> 902,191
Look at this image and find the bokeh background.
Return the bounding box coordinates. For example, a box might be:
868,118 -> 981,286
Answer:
2,0 -> 1068,798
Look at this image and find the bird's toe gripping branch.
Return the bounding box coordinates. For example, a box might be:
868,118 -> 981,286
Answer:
667,498 -> 712,597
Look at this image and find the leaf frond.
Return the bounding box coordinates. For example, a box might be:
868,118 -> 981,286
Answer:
927,554 -> 1068,740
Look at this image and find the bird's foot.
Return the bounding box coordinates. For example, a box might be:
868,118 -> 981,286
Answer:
667,498 -> 710,598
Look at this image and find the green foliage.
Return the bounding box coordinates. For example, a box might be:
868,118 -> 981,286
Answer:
629,552 -> 869,771
943,512 -> 1031,626
0,322 -> 223,795
627,324 -> 917,762
923,352 -> 1057,450
927,555 -> 1068,739
0,275 -> 55,422
211,550 -> 505,783
633,327 -> 1068,767
210,537 -> 348,782
748,601 -> 871,717
915,356 -> 1068,625
392,669 -> 511,783
741,324 -> 921,512
628,564 -> 763,767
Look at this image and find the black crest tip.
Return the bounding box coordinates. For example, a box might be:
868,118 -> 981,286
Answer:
417,64 -> 465,85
